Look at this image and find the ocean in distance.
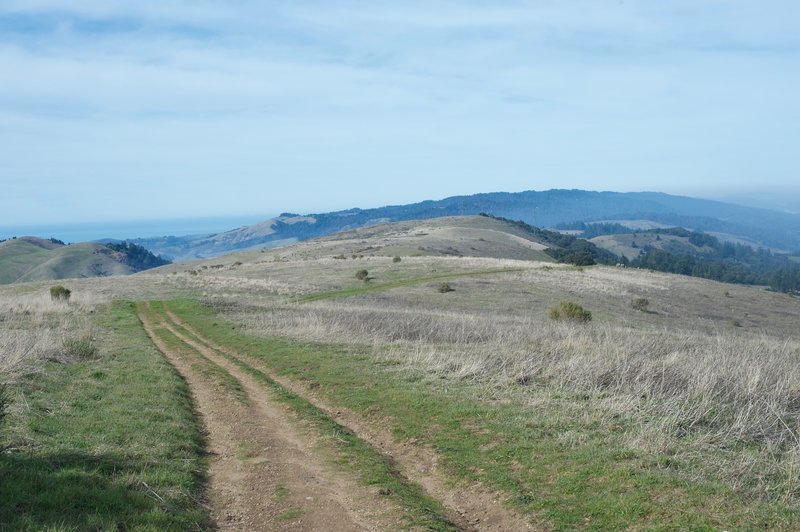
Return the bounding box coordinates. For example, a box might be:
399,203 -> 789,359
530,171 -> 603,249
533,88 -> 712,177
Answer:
0,214 -> 271,243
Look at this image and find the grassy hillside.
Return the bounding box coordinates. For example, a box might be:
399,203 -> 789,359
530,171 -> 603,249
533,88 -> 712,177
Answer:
591,232 -> 712,261
0,238 -> 54,284
0,237 -> 169,285
4,219 -> 800,529
587,226 -> 800,292
282,215 -> 555,262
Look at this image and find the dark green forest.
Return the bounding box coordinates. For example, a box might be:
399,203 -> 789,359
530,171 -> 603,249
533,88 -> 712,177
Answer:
105,242 -> 170,270
492,215 -> 800,294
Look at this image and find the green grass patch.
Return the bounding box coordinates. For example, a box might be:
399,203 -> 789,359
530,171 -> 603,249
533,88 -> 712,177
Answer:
273,484 -> 290,502
164,297 -> 800,530
296,268 -> 524,303
0,300 -> 210,530
274,508 -> 305,522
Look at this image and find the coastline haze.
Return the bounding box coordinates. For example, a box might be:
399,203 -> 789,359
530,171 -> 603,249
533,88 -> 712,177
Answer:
0,214 -> 272,243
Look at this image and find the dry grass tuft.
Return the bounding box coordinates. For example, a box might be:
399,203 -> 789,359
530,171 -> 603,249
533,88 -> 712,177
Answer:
0,290 -> 105,380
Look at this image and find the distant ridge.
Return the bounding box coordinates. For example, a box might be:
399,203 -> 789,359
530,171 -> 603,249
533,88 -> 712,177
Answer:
131,189 -> 800,261
0,237 -> 170,284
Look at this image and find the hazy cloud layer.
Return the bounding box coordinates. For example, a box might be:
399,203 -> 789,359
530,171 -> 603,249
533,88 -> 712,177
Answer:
1,1 -> 799,224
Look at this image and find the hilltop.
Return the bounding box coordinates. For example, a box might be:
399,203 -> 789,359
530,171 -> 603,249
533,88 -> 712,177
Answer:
131,189 -> 800,261
0,237 -> 169,284
266,215 -> 555,262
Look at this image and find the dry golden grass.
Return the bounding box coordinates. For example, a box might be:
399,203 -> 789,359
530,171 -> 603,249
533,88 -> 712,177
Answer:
199,256 -> 800,502
0,274 -> 187,380
3,238 -> 800,503
0,292 -> 99,379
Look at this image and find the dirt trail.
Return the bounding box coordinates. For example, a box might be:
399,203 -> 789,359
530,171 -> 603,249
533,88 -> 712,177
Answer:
164,309 -> 536,531
139,307 -> 406,531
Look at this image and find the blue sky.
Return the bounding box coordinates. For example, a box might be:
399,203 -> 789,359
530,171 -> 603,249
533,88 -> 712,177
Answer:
1,1 -> 799,225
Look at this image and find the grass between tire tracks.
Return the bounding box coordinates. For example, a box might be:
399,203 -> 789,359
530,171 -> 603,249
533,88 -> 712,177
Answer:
0,301 -> 209,530
143,300 -> 458,531
142,309 -> 249,406
163,297 -> 800,530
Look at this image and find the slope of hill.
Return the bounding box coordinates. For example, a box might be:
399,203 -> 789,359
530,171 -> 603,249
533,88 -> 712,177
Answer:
583,226 -> 800,292
151,215 -> 621,274
591,231 -> 713,261
131,189 -> 800,261
0,237 -> 170,284
6,215 -> 800,529
275,215 -> 555,262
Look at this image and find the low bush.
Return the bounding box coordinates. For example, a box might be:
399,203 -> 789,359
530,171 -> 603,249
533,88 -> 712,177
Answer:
437,282 -> 455,293
631,298 -> 650,312
49,285 -> 71,301
548,301 -> 592,322
393,256 -> 402,263
355,269 -> 369,281
63,335 -> 99,360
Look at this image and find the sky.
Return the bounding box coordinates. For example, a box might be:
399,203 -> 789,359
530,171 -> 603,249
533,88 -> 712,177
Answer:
1,1 -> 799,226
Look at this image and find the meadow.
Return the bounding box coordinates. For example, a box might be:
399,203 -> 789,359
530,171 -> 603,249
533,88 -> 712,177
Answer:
2,224 -> 800,528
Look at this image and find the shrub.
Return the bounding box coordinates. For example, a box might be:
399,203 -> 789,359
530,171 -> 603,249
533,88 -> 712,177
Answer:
549,301 -> 592,322
568,251 -> 596,266
631,298 -> 650,312
0,382 -> 9,430
355,269 -> 369,281
393,256 -> 402,263
49,285 -> 71,301
437,282 -> 455,293
63,335 -> 99,360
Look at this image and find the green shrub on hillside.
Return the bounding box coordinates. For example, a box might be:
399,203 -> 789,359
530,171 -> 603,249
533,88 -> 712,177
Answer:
437,282 -> 455,293
393,256 -> 402,263
631,298 -> 650,312
49,285 -> 71,301
549,301 -> 592,322
355,269 -> 369,281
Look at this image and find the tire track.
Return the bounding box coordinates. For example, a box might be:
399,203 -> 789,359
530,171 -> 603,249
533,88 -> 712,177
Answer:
138,304 -> 410,531
163,307 -> 537,531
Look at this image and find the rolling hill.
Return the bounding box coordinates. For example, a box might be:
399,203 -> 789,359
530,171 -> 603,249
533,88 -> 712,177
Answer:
5,210 -> 800,529
0,237 -> 169,284
275,215 -> 556,262
131,189 -> 800,261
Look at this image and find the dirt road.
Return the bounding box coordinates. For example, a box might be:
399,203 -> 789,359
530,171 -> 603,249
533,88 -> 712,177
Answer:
138,303 -> 534,530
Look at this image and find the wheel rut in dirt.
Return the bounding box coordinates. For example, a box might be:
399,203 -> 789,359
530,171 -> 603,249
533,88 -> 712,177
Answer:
161,307 -> 536,531
138,304 -> 414,531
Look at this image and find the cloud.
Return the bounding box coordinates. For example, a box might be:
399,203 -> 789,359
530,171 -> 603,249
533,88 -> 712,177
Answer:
1,1 -> 798,224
